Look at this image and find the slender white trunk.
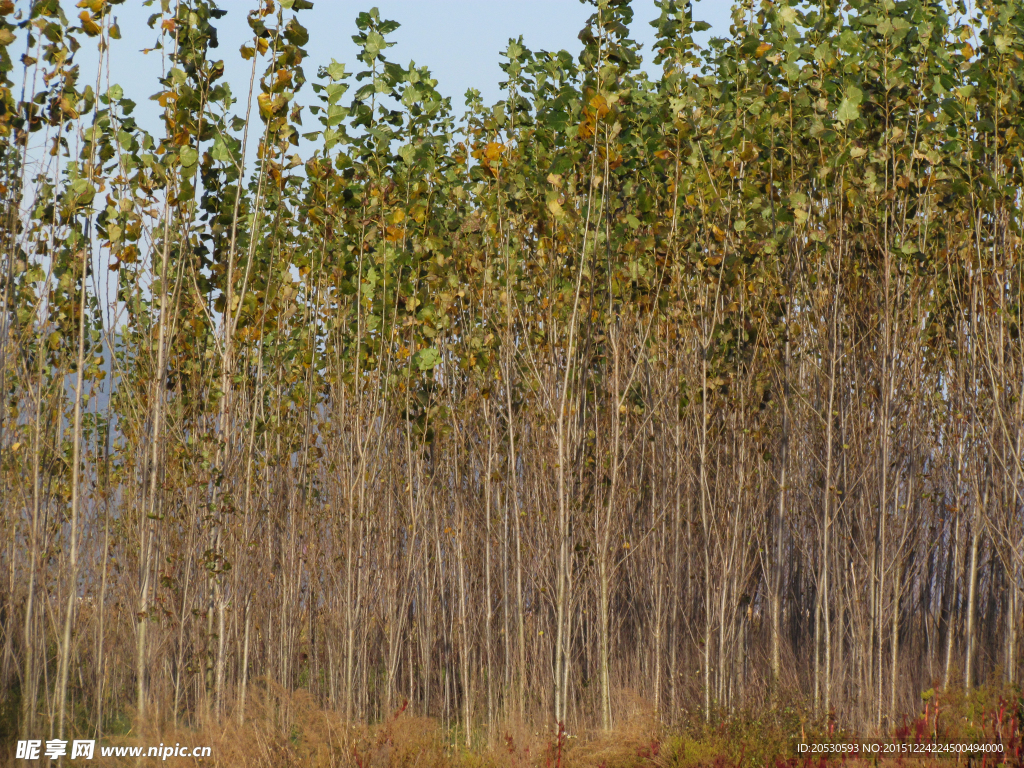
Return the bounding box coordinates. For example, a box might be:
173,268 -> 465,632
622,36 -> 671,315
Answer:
56,245 -> 90,739
964,496 -> 983,689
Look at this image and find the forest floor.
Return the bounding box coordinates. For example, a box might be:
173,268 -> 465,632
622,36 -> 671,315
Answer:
70,684 -> 1022,768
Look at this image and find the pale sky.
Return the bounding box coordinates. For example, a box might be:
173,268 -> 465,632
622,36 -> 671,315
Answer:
96,1 -> 733,132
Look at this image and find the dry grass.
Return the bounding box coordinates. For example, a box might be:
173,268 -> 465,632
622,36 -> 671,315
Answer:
67,684 -> 1022,768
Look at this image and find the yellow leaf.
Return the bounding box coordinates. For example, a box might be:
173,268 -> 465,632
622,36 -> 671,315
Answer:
962,43 -> 974,58
577,116 -> 595,140
275,68 -> 293,87
10,442 -> 20,452
756,42 -> 772,57
257,92 -> 274,118
546,172 -> 563,188
484,142 -> 503,161
78,11 -> 102,36
547,198 -> 564,218
59,96 -> 80,118
711,224 -> 725,242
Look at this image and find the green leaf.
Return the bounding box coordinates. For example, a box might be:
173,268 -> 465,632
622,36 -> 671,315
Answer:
326,60 -> 346,82
398,144 -> 416,164
179,146 -> 198,167
69,178 -> 96,205
364,30 -> 387,58
211,136 -> 234,164
107,84 -> 123,102
837,86 -> 862,123
284,17 -> 309,46
413,348 -> 441,371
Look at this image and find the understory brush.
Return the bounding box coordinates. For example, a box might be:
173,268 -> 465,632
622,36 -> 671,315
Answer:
73,684 -> 1021,768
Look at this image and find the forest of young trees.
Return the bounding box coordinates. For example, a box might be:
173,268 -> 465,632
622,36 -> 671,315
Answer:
0,0 -> 1022,751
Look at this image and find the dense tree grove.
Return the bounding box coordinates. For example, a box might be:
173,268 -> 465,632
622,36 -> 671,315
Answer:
0,0 -> 1022,746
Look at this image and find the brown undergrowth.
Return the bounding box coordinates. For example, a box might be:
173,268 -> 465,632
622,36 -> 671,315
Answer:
76,684 -> 1022,768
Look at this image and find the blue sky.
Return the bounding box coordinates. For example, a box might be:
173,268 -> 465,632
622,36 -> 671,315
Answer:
98,1 -> 733,131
